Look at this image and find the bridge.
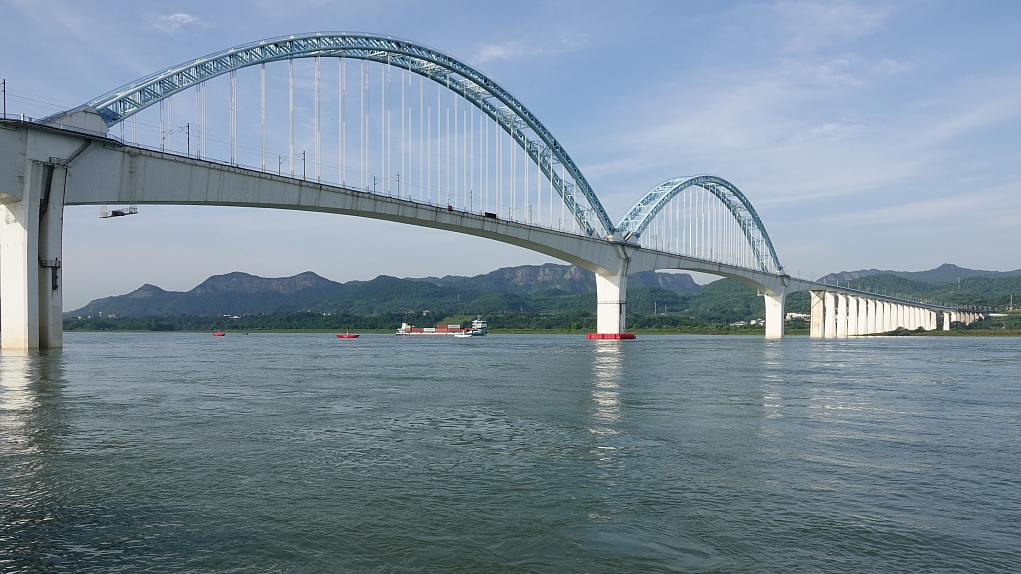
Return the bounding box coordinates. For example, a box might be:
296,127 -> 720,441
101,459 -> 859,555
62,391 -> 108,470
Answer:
0,33 -> 981,349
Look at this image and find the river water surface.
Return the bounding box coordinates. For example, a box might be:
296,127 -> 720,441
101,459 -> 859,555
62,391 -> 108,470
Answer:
1,333 -> 1019,572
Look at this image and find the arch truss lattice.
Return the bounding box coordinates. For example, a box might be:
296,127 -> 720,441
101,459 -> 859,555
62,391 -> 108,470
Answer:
75,33 -> 614,237
615,175 -> 783,274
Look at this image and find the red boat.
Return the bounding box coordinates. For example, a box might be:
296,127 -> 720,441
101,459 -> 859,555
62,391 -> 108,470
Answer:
213,331 -> 225,337
336,331 -> 360,338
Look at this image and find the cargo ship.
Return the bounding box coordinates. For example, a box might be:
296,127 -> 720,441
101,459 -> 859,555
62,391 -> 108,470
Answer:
395,317 -> 487,337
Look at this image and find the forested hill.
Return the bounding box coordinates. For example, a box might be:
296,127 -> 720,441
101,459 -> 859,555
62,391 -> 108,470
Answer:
66,263 -> 1019,331
66,264 -> 702,319
819,263 -> 1021,284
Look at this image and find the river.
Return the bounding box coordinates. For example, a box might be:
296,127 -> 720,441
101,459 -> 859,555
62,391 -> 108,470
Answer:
1,333 -> 1019,572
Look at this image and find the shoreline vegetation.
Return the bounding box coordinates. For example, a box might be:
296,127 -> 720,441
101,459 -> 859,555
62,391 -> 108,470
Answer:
62,313 -> 1021,336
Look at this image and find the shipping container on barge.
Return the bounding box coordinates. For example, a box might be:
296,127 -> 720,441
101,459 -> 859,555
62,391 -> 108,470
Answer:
395,317 -> 488,337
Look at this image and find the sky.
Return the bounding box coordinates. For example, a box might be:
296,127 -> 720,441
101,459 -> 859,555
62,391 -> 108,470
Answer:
2,0 -> 1020,309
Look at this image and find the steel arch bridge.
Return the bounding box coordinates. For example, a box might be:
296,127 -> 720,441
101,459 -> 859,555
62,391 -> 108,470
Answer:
66,32 -> 614,239
4,32 -> 796,349
616,175 -> 783,275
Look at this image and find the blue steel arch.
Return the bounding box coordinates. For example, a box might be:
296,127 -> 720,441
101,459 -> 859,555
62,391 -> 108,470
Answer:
66,32 -> 614,237
616,175 -> 783,274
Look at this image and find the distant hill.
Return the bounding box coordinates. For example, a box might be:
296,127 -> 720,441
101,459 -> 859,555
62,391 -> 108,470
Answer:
66,264 -> 701,318
410,263 -> 701,295
819,263 -> 1021,285
68,271 -> 347,317
67,262 -> 1019,323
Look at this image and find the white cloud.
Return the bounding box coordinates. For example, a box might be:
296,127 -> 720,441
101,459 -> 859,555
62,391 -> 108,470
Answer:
150,13 -> 209,35
873,57 -> 914,76
475,41 -> 535,63
771,0 -> 889,55
473,34 -> 590,63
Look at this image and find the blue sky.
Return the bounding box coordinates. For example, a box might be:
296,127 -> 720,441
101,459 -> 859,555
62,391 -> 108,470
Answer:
2,0 -> 1019,308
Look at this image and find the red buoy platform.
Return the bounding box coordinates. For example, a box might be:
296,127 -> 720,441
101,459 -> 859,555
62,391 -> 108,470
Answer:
586,333 -> 637,340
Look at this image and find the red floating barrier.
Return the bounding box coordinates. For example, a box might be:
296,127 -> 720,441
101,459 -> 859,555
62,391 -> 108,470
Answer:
586,333 -> 636,340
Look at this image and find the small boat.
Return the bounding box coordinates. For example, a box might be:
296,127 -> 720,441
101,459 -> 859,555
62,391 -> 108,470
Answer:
213,331 -> 225,337
336,331 -> 360,339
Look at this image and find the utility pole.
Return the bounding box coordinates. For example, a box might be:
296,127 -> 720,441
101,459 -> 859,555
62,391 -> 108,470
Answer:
2,78 -> 6,118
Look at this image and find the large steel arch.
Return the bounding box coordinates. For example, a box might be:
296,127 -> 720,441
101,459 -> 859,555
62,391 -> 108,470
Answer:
616,175 -> 783,274
60,32 -> 614,237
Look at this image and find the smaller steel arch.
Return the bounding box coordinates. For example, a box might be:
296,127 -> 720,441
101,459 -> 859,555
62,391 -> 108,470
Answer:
616,175 -> 783,274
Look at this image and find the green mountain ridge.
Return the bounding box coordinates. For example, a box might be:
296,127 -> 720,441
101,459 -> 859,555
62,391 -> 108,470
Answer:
66,264 -> 703,319
66,263 -> 1021,330
819,263 -> 1021,284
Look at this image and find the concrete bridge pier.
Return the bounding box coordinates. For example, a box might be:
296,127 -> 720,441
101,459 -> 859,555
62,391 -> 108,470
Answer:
763,291 -> 785,340
809,290 -> 824,338
1,161 -> 67,350
823,291 -> 837,338
594,271 -> 630,336
836,294 -> 849,338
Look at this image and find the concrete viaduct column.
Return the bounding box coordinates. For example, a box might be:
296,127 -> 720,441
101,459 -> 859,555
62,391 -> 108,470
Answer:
846,295 -> 858,337
853,294 -> 861,335
943,311 -> 953,330
836,294 -> 848,338
866,299 -> 877,334
823,291 -> 837,338
763,292 -> 786,340
810,290 -> 824,338
1,161 -> 67,350
594,272 -> 628,336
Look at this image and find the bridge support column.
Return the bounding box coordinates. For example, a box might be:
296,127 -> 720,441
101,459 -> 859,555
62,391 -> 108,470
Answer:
823,291 -> 836,338
847,296 -> 859,337
593,272 -> 632,338
809,290 -> 824,338
1,161 -> 65,350
836,294 -> 848,338
943,311 -> 952,330
855,297 -> 867,335
866,299 -> 876,335
763,291 -> 785,340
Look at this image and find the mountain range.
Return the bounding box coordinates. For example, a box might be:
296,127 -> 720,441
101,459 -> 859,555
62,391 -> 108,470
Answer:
68,262 -> 1020,321
818,263 -> 1021,285
67,264 -> 701,318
